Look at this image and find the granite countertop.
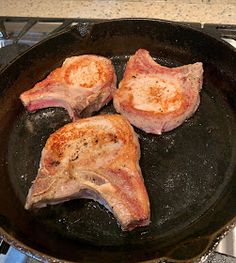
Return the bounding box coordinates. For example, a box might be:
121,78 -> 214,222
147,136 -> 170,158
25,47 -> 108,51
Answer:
2,0 -> 236,24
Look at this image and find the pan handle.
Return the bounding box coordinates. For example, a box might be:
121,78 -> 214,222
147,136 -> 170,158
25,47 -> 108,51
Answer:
76,21 -> 96,38
0,238 -> 10,255
48,19 -> 98,39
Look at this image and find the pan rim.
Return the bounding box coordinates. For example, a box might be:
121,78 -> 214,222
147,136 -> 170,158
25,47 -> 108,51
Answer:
0,17 -> 235,75
1,219 -> 236,262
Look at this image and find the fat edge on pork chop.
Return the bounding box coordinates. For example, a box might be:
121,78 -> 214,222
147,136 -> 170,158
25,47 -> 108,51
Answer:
20,55 -> 117,120
25,114 -> 150,231
113,49 -> 203,134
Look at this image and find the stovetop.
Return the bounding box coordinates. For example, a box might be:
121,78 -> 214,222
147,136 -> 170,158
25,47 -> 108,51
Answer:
0,16 -> 236,263
1,16 -> 236,70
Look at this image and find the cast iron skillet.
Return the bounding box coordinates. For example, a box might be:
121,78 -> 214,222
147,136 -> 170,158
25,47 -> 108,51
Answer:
0,19 -> 236,263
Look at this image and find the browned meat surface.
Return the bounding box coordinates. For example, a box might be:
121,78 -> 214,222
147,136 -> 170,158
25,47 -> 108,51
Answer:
20,55 -> 117,120
113,49 -> 203,134
25,114 -> 150,231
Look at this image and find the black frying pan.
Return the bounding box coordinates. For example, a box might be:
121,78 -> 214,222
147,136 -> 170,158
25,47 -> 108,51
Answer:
0,19 -> 236,263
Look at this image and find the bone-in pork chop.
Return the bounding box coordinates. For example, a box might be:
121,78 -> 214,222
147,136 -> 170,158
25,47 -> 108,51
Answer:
20,55 -> 116,120
25,114 -> 150,231
113,49 -> 203,134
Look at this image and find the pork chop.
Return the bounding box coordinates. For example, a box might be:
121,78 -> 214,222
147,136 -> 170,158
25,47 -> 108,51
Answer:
20,55 -> 117,120
25,114 -> 150,231
113,49 -> 203,134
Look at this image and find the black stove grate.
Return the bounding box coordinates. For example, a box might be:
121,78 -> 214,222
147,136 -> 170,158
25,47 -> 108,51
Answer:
0,16 -> 236,71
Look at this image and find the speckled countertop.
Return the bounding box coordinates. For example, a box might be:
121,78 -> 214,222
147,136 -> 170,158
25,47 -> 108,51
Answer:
2,0 -> 236,24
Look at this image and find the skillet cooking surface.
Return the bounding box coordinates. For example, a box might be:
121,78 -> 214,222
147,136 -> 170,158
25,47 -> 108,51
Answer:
6,56 -> 235,245
0,19 -> 236,262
